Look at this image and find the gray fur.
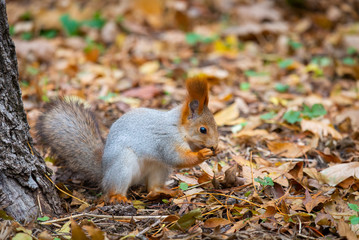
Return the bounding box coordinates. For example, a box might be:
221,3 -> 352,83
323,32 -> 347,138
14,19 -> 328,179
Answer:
36,100 -> 104,183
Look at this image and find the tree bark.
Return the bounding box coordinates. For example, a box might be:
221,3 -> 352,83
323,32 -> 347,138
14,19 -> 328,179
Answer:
0,0 -> 62,224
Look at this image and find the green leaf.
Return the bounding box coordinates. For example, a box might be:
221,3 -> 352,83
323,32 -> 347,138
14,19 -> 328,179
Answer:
254,176 -> 274,186
289,40 -> 302,50
21,32 -> 33,41
20,11 -> 32,21
172,208 -> 202,230
84,38 -> 105,54
260,111 -> 276,120
275,83 -> 289,93
26,66 -> 39,75
185,32 -> 201,45
342,57 -> 356,65
350,216 -> 359,225
185,32 -> 216,45
83,12 -> 106,29
348,203 -> 359,212
244,70 -> 268,77
40,29 -> 58,39
244,191 -> 251,197
60,14 -> 81,36
301,103 -> 327,119
319,57 -> 332,67
179,182 -> 189,191
9,25 -> 15,36
347,47 -> 357,55
99,92 -> 117,102
278,59 -> 294,69
283,110 -> 301,124
132,200 -> 146,209
162,199 -> 169,204
240,82 -> 250,91
37,216 -> 50,222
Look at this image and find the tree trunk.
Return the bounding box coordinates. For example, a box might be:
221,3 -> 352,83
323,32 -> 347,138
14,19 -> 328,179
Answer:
0,0 -> 62,224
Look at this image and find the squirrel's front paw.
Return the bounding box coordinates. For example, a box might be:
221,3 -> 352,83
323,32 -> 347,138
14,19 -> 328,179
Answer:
107,193 -> 131,204
198,148 -> 214,161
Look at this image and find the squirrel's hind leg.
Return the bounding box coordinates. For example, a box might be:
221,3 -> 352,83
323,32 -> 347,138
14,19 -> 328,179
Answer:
146,164 -> 180,199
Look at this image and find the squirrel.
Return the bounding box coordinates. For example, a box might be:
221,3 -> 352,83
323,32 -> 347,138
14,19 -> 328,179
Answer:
35,77 -> 219,203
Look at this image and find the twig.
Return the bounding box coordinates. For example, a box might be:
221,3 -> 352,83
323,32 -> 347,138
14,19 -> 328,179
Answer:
267,158 -> 316,162
296,233 -> 317,239
44,174 -> 89,205
136,219 -> 162,237
39,213 -> 169,225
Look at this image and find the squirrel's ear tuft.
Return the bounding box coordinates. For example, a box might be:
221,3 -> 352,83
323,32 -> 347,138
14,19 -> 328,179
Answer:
186,76 -> 209,112
181,76 -> 209,123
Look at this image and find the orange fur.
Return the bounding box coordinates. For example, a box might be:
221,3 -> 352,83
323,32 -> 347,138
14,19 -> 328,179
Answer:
174,144 -> 213,168
181,76 -> 209,123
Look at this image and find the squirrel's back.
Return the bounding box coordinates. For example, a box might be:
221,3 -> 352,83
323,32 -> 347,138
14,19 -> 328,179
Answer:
35,99 -> 104,183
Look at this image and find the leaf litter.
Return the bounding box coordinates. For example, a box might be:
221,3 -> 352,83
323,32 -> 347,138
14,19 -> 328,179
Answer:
4,0 -> 359,239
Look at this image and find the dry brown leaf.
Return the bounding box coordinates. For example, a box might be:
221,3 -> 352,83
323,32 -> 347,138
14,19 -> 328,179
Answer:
134,0 -> 164,28
337,219 -> 358,240
82,225 -> 105,240
320,162 -> 359,186
267,141 -> 311,158
122,85 -> 161,100
234,129 -> 278,141
71,220 -> 88,240
303,189 -> 329,213
175,174 -> 198,185
199,162 -> 214,177
214,102 -> 239,126
315,150 -> 341,163
203,218 -> 231,228
336,109 -> 359,131
301,119 -> 342,139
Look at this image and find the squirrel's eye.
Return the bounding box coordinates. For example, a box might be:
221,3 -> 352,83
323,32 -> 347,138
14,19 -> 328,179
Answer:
199,127 -> 207,134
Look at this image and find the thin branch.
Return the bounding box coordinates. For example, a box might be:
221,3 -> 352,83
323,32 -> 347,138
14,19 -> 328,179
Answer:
136,219 -> 162,237
39,213 -> 168,225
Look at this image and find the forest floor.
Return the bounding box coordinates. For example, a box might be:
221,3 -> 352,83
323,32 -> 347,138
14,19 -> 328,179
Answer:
3,0 -> 359,239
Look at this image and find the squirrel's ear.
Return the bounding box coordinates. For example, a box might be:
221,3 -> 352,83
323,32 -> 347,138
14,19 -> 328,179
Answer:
188,100 -> 199,119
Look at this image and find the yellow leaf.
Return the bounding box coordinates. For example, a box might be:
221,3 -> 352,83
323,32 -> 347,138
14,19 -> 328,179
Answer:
214,102 -> 239,126
139,61 -> 160,75
12,233 -> 32,240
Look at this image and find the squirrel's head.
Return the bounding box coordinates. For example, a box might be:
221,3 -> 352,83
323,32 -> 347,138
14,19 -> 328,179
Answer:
181,77 -> 219,152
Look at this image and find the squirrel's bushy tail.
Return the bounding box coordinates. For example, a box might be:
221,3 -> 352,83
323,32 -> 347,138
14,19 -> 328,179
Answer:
35,99 -> 104,183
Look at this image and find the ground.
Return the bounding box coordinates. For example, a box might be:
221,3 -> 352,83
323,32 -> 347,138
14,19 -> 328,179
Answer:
2,0 -> 359,239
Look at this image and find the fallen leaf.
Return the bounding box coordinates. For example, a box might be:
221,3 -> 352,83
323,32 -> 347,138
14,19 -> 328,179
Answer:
171,208 -> 202,231
303,189 -> 329,213
315,150 -> 341,163
267,141 -> 311,158
71,220 -> 88,240
122,85 -> 161,100
301,119 -> 342,139
203,218 -> 231,228
214,102 -> 239,126
321,162 -> 359,186
337,219 -> 358,240
175,174 -> 198,185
